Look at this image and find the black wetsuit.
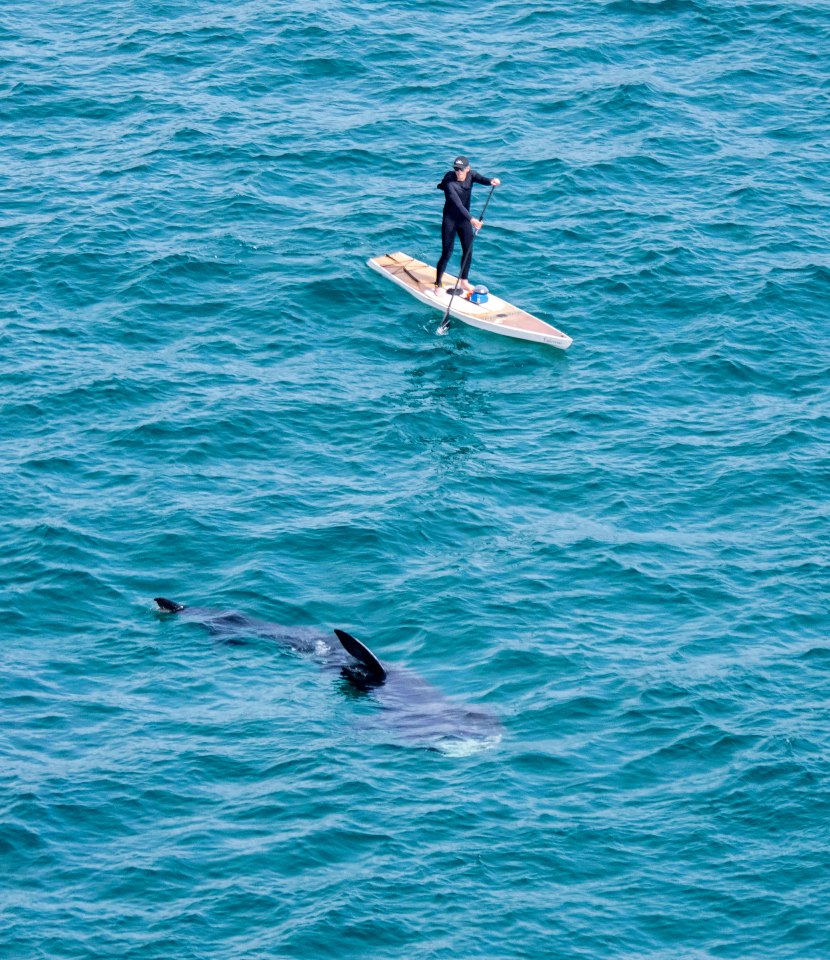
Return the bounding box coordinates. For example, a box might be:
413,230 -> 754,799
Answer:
435,169 -> 493,286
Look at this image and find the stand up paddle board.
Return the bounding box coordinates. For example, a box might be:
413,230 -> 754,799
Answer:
367,252 -> 572,349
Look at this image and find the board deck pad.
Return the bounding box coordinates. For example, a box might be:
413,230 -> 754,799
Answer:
367,252 -> 572,349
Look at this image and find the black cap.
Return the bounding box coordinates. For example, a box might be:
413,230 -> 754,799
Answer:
453,155 -> 470,169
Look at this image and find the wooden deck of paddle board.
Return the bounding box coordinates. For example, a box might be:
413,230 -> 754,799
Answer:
367,252 -> 572,349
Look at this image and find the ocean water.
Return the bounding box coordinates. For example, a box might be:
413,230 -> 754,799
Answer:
2,0 -> 829,957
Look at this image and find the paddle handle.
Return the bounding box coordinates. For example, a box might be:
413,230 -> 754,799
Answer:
476,184 -> 496,225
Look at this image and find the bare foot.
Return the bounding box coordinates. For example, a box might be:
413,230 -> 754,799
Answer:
460,279 -> 474,292
433,286 -> 443,295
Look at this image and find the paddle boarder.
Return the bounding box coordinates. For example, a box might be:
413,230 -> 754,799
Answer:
434,156 -> 500,295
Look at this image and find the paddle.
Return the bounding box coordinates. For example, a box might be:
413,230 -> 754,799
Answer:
438,184 -> 496,334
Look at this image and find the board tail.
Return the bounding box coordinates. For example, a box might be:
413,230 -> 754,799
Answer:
334,629 -> 387,683
154,597 -> 186,613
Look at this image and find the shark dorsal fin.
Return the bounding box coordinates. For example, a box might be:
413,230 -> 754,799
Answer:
334,629 -> 387,682
155,597 -> 185,613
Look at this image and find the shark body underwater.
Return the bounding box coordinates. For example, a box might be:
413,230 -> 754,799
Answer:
154,597 -> 502,754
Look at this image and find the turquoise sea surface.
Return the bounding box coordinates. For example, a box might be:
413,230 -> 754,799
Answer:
2,1 -> 829,957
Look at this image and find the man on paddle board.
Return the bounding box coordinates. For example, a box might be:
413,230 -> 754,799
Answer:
434,155 -> 500,295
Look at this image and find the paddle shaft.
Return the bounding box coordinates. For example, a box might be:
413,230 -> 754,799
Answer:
438,185 -> 496,332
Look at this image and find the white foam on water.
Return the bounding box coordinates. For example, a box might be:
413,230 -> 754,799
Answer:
435,734 -> 503,758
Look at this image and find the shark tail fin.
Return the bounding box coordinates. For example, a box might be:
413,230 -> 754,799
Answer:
334,629 -> 387,683
154,597 -> 186,613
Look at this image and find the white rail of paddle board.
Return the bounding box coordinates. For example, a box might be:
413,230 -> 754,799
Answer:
367,252 -> 572,349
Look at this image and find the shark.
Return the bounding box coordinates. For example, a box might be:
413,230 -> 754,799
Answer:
154,597 -> 502,755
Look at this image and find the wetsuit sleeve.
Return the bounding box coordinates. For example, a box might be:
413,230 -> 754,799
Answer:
471,170 -> 493,185
444,181 -> 472,220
